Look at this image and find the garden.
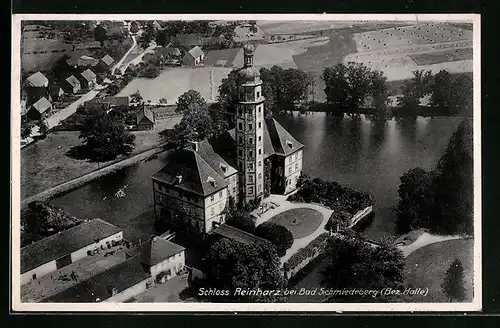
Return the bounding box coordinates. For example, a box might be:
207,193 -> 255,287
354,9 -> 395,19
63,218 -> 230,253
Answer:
266,208 -> 323,239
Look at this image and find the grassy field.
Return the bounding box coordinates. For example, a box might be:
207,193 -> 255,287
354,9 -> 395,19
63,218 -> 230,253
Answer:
410,47 -> 473,65
267,208 -> 324,239
203,48 -> 242,67
402,238 -> 474,302
21,116 -> 180,199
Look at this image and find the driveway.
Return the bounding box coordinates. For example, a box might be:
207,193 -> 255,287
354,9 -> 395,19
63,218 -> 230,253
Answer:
112,34 -> 138,75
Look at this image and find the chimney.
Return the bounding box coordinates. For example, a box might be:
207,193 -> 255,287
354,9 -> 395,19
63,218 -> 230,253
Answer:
286,140 -> 294,149
175,175 -> 183,185
207,176 -> 216,188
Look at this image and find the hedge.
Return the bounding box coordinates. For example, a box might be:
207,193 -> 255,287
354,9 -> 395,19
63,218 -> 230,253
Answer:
285,232 -> 329,272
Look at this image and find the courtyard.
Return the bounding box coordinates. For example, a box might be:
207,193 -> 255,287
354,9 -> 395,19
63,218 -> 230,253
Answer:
267,208 -> 323,239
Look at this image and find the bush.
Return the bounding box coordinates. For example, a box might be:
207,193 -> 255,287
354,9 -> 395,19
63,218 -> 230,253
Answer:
285,232 -> 329,272
255,222 -> 294,257
287,193 -> 304,202
226,211 -> 256,234
325,211 -> 352,232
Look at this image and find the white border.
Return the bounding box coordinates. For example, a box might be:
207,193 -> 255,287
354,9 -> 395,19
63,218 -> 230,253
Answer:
11,13 -> 482,312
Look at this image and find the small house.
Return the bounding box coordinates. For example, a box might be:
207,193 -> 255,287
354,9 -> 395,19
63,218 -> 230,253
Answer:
136,106 -> 155,130
79,69 -> 97,90
66,54 -> 99,68
25,71 -> 49,88
26,97 -> 52,121
64,75 -> 81,94
183,46 -> 204,66
139,237 -> 186,284
98,54 -> 115,70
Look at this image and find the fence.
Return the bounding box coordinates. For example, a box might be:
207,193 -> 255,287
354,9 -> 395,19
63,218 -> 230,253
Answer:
349,205 -> 373,228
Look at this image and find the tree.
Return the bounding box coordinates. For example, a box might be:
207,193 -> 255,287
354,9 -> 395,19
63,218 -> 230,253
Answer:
368,70 -> 390,122
21,121 -> 34,139
22,202 -> 50,235
139,22 -> 156,48
441,259 -> 466,301
395,167 -> 435,234
322,62 -> 373,116
217,70 -> 239,128
432,120 -> 473,235
325,210 -> 352,233
79,106 -> 136,161
430,69 -> 453,112
225,208 -> 256,234
158,97 -> 168,105
202,238 -> 285,302
176,90 -> 207,115
130,90 -> 144,105
255,222 -> 294,256
94,24 -> 107,47
170,105 -> 215,148
322,236 -> 404,300
37,120 -> 49,136
155,29 -> 170,47
130,21 -> 139,34
398,80 -> 420,119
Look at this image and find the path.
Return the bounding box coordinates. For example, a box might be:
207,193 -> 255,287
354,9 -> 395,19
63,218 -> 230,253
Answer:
397,232 -> 463,257
119,41 -> 156,75
44,88 -> 102,129
112,34 -> 138,75
254,194 -> 333,264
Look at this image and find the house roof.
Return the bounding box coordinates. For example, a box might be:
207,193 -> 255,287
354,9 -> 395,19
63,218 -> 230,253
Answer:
101,54 -> 115,66
80,68 -> 97,82
65,75 -> 81,88
21,219 -> 122,274
187,46 -> 204,59
265,118 -> 304,156
103,96 -> 130,107
45,255 -> 149,303
136,106 -> 155,125
30,97 -> 52,114
140,237 -> 185,267
155,47 -> 181,57
197,140 -> 237,178
26,71 -> 49,88
152,149 -> 229,197
213,224 -> 269,246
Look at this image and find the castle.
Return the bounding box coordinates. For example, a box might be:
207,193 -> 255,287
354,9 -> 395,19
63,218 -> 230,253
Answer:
152,44 -> 304,235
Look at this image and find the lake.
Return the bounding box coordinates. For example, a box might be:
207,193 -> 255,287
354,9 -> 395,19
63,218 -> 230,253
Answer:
50,113 -> 464,242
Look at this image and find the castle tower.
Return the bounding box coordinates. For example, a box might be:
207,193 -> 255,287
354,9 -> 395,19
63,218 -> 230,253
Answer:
235,44 -> 265,203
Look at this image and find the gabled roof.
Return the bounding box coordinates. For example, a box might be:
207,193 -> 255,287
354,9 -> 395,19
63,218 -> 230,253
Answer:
136,106 -> 155,125
226,125 -> 275,160
101,54 -> 115,66
265,118 -> 304,156
140,237 -> 185,267
65,75 -> 81,88
21,219 -> 122,274
152,149 -> 229,196
45,255 -> 149,303
80,68 -> 97,82
187,46 -> 204,59
197,140 -> 237,178
30,97 -> 52,114
26,71 -> 49,88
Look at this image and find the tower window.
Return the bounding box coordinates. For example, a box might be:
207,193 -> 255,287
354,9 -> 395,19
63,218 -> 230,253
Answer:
248,123 -> 253,130
258,136 -> 262,142
240,92 -> 244,99
258,173 -> 262,179
248,175 -> 254,183
258,106 -> 262,113
238,108 -> 242,116
257,91 -> 260,98
238,122 -> 242,130
238,136 -> 243,144
249,151 -> 253,157
238,150 -> 243,157
258,122 -> 261,128
247,108 -> 253,115
239,161 -> 243,170
258,148 -> 262,155
258,161 -> 262,167
248,163 -> 254,170
249,137 -> 253,144
295,163 -> 299,171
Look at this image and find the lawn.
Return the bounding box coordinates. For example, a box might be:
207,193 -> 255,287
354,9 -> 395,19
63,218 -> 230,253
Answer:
267,208 -> 323,239
20,117 -> 180,200
402,238 -> 474,302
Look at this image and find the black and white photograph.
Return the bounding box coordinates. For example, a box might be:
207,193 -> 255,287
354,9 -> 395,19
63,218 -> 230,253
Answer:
10,14 -> 481,312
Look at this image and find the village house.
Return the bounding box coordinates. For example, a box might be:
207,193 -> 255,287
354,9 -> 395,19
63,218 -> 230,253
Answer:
136,106 -> 155,130
85,95 -> 130,110
183,46 -> 204,66
20,219 -> 123,285
25,97 -> 53,121
79,68 -> 97,90
98,54 -> 115,71
24,71 -> 49,88
66,54 -> 99,68
152,44 -> 304,236
63,75 -> 81,94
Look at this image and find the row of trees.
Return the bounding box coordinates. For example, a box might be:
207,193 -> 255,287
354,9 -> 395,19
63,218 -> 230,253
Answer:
323,62 -> 473,119
396,119 -> 473,235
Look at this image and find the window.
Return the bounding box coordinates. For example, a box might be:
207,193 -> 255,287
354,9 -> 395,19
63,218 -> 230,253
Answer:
258,148 -> 262,155
258,136 -> 262,142
258,105 -> 262,113
238,108 -> 242,116
248,123 -> 253,130
258,122 -> 261,128
249,187 -> 254,194
248,162 -> 253,170
238,149 -> 243,157
257,91 -> 260,98
210,195 -> 214,202
239,161 -> 243,170
248,175 -> 254,183
289,167 -> 292,174
219,190 -> 223,198
211,207 -> 214,216
233,187 -> 236,193
258,161 -> 262,167
247,108 -> 253,115
249,137 -> 253,144
240,92 -> 244,99
258,173 -> 262,179
295,163 -> 298,171
258,185 -> 262,192
238,136 -> 243,144
238,122 -> 242,130
249,151 -> 253,157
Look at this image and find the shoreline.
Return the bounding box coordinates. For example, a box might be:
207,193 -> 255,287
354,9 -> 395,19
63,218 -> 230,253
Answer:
20,145 -> 166,209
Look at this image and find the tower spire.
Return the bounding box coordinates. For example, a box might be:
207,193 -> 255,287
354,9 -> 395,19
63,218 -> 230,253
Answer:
243,43 -> 255,67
